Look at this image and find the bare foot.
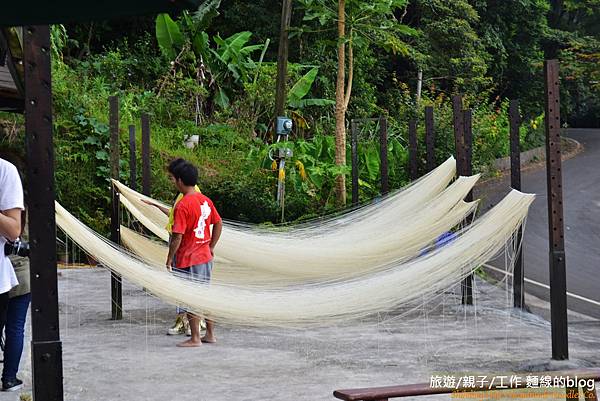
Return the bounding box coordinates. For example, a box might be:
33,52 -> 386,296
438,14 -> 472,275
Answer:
176,339 -> 202,348
201,336 -> 217,344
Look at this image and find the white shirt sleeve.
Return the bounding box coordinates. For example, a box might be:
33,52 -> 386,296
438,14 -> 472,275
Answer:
0,159 -> 23,294
0,160 -> 24,212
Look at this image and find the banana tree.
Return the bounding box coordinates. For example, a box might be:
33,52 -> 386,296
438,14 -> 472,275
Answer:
155,6 -> 269,110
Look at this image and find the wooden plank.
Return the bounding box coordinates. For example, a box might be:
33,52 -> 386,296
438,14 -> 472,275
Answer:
408,119 -> 418,180
0,65 -> 18,90
334,369 -> 600,400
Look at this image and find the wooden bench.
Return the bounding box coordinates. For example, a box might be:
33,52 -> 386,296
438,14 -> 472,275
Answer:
334,368 -> 600,401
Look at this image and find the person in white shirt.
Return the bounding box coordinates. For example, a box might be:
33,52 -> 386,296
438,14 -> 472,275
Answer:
0,158 -> 23,341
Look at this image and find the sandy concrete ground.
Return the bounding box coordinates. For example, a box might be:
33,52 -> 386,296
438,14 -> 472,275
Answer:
0,268 -> 598,401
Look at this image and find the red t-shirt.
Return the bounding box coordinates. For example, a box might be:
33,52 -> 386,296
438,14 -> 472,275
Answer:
172,192 -> 222,268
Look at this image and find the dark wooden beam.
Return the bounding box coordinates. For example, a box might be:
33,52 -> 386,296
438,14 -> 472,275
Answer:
0,95 -> 24,113
129,125 -> 137,192
461,108 -> 473,306
509,99 -> 525,309
424,106 -> 435,172
544,59 -> 568,361
109,96 -> 122,321
0,29 -> 25,97
141,113 -> 151,196
379,117 -> 389,195
24,24 -> 64,401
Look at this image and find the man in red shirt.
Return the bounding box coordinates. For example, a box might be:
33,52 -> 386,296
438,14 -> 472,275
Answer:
166,159 -> 222,347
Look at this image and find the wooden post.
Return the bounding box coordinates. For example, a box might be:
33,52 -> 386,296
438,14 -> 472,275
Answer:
351,120 -> 359,206
544,59 -> 568,360
509,99 -> 525,309
461,108 -> 474,306
463,109 -> 473,188
141,112 -> 151,196
24,24 -> 64,401
109,95 -> 122,321
452,95 -> 472,305
452,95 -> 464,169
379,117 -> 389,195
425,106 -> 435,172
408,119 -> 418,180
274,0 -> 293,118
128,125 -> 136,192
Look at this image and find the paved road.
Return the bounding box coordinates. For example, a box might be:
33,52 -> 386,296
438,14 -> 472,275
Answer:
477,129 -> 600,319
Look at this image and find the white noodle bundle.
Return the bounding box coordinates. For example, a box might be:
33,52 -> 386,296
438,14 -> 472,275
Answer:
120,175 -> 481,282
113,156 -> 457,243
55,189 -> 533,327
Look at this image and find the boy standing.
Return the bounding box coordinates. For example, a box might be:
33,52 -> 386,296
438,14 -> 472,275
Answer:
165,159 -> 222,347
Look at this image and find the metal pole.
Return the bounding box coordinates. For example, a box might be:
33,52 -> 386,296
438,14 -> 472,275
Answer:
425,106 -> 435,172
109,96 -> 122,320
129,125 -> 137,192
408,119 -> 418,180
461,108 -> 474,306
379,117 -> 389,195
509,99 -> 525,309
24,24 -> 64,401
351,120 -> 359,206
544,59 -> 568,360
274,0 -> 293,117
141,112 -> 151,196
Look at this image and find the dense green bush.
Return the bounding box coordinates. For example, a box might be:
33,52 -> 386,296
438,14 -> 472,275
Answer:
1,11 -> 562,234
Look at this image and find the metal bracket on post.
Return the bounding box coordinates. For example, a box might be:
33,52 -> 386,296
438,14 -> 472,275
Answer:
544,59 -> 569,361
351,120 -> 359,206
109,96 -> 122,321
24,24 -> 64,401
379,117 -> 389,195
509,99 -> 526,309
425,106 -> 435,172
408,119 -> 418,180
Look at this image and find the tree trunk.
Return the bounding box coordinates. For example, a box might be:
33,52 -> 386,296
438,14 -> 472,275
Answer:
274,0 -> 293,118
334,0 -> 347,206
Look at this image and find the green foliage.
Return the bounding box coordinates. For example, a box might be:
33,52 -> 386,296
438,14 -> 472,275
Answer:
156,14 -> 184,60
411,0 -> 492,96
39,1 -> 598,233
473,0 -> 549,117
155,12 -> 269,112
